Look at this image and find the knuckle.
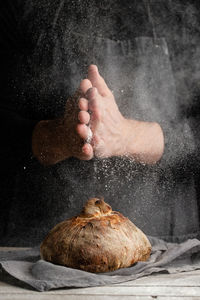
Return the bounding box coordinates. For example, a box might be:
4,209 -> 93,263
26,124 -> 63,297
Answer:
86,87 -> 97,99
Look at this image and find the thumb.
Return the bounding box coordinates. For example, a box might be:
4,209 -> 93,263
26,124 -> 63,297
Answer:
87,64 -> 112,97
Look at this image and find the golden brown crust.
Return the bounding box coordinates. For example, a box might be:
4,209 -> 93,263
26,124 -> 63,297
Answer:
40,198 -> 151,273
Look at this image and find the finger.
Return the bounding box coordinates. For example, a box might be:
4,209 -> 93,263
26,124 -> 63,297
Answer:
81,143 -> 94,160
78,97 -> 89,111
76,123 -> 90,140
87,88 -> 101,121
87,64 -> 111,97
79,79 -> 92,96
78,111 -> 90,124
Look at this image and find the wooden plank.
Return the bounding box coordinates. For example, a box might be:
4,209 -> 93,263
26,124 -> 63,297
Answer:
46,286 -> 200,296
0,285 -> 200,296
0,295 -> 154,300
117,272 -> 200,286
0,295 -> 200,300
156,298 -> 200,300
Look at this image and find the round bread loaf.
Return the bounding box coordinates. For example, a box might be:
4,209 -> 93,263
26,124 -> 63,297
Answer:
40,198 -> 151,273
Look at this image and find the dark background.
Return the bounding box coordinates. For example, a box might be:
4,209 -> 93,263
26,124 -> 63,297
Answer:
0,0 -> 200,245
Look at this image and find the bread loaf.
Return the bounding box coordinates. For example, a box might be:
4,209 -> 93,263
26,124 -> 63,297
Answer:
40,197 -> 151,273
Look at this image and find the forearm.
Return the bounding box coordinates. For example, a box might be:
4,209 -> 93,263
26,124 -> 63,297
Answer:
32,118 -> 71,166
123,119 -> 164,164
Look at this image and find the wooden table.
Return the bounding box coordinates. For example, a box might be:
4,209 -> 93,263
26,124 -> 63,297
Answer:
1,248 -> 200,300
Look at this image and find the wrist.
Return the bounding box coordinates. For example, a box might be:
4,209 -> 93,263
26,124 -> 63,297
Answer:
123,119 -> 164,164
122,119 -> 139,157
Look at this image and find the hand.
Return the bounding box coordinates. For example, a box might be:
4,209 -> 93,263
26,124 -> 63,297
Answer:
85,65 -> 164,164
32,79 -> 94,165
83,65 -> 128,158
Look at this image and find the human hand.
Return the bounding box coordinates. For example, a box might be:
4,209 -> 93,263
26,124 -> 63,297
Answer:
32,79 -> 94,165
85,64 -> 164,163
85,64 -> 128,158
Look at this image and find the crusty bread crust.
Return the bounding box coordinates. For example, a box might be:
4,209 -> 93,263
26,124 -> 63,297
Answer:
40,198 -> 151,273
